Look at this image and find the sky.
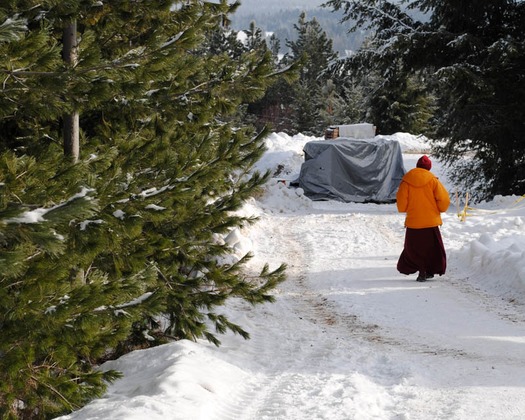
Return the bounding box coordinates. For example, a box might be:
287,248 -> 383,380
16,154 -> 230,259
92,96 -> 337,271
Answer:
57,131 -> 525,420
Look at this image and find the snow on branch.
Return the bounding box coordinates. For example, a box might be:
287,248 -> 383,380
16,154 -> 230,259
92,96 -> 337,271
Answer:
5,187 -> 95,224
116,292 -> 154,309
0,16 -> 27,43
93,292 -> 155,317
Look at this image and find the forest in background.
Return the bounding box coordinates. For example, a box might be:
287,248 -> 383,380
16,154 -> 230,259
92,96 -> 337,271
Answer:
231,7 -> 365,55
235,0 -> 524,201
230,0 -> 426,55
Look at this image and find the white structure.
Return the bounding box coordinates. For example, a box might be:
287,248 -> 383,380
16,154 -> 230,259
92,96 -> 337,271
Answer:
334,123 -> 376,139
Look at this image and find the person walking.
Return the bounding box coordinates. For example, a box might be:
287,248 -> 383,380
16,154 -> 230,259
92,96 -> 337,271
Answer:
396,155 -> 450,282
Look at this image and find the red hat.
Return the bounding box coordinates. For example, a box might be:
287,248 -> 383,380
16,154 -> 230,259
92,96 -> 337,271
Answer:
416,155 -> 432,170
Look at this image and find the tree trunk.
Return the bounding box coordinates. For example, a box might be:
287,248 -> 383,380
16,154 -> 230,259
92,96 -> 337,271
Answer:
63,20 -> 79,161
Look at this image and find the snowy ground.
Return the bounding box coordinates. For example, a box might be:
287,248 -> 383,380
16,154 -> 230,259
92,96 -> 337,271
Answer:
58,132 -> 525,420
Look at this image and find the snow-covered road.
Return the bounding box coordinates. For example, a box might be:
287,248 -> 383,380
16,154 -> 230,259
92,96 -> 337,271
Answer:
206,204 -> 525,420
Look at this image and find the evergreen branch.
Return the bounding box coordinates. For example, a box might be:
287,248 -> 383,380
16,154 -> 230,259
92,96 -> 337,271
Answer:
10,191 -> 23,204
0,69 -> 59,77
0,17 -> 27,43
1,61 -> 135,78
115,292 -> 155,309
25,249 -> 43,262
2,73 -> 11,90
173,77 -> 223,100
362,3 -> 414,32
29,374 -> 79,411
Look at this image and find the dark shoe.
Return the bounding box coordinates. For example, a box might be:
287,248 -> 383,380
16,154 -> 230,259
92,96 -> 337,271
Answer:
416,273 -> 427,282
426,274 -> 434,279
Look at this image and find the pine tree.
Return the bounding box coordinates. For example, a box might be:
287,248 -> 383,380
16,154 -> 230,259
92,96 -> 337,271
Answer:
326,0 -> 525,199
0,1 -> 287,417
319,79 -> 348,127
362,68 -> 433,135
244,21 -> 269,52
285,12 -> 339,135
325,1 -> 433,134
244,23 -> 301,133
413,0 -> 525,198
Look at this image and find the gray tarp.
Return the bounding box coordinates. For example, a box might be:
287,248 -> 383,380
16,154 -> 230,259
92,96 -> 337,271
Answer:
297,137 -> 406,203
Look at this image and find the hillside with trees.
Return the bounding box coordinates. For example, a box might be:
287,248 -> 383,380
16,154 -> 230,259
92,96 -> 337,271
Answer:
235,0 -> 324,10
244,9 -> 429,137
231,6 -> 366,55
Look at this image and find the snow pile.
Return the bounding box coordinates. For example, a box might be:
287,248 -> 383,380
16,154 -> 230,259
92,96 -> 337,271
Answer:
256,181 -> 311,214
378,132 -> 432,153
58,340 -> 249,420
462,231 -> 525,294
450,197 -> 525,300
252,132 -> 311,179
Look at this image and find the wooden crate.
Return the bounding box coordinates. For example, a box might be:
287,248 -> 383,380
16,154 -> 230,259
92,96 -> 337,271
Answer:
324,126 -> 339,139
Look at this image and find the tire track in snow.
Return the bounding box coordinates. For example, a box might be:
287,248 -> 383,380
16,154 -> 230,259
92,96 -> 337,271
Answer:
210,213 -> 414,420
206,215 -> 318,420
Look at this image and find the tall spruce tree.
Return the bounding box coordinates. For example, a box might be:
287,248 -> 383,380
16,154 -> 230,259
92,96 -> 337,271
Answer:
362,67 -> 433,135
0,1 -> 287,417
326,0 -> 525,199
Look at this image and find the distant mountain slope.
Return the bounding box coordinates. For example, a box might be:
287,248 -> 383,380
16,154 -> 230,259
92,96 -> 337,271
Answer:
234,0 -> 325,14
231,1 -> 426,57
231,2 -> 365,56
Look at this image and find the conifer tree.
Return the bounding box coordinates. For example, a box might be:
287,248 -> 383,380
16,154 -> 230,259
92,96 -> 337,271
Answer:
285,12 -> 339,135
413,0 -> 525,198
326,0 -> 525,199
244,23 -> 302,133
244,21 -> 269,52
0,1 -> 287,417
361,67 -> 432,135
319,79 -> 347,127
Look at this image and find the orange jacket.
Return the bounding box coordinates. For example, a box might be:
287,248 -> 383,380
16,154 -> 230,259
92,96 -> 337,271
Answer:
396,168 -> 450,228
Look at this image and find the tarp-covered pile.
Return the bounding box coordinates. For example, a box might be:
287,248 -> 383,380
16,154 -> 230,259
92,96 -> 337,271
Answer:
297,137 -> 406,203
